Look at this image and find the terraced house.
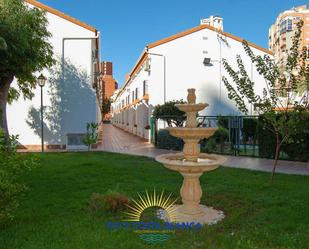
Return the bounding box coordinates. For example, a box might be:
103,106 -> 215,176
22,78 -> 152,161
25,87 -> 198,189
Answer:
111,16 -> 273,141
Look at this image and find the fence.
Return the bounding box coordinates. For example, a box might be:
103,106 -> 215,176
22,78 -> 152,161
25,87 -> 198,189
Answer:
151,115 -> 309,161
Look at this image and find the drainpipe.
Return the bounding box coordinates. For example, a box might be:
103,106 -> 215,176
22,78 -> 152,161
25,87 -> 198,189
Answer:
145,50 -> 166,104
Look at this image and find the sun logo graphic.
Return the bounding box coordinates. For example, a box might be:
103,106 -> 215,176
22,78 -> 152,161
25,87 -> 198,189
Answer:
123,189 -> 178,243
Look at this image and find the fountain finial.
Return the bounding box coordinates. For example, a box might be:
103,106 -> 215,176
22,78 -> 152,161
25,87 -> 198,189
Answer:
187,88 -> 196,104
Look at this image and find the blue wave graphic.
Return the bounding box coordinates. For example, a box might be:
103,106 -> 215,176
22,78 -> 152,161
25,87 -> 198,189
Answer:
139,233 -> 171,244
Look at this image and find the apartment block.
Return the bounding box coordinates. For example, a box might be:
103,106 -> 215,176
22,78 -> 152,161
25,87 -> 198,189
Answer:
269,5 -> 309,65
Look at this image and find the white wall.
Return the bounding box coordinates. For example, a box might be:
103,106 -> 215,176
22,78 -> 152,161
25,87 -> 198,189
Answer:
148,28 -> 269,115
7,5 -> 98,145
112,26 -> 272,140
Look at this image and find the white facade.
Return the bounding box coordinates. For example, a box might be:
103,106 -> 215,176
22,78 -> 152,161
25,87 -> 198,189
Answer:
111,20 -> 272,140
7,0 -> 100,146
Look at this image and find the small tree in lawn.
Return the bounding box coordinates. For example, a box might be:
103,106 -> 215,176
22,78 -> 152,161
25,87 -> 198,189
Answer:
83,122 -> 99,151
0,0 -> 54,136
152,100 -> 186,127
222,20 -> 308,182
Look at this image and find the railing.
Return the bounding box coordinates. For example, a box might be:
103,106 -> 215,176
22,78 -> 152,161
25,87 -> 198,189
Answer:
151,115 -> 265,159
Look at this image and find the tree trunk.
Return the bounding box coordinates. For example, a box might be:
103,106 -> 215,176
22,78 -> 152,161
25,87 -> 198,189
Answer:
0,75 -> 13,135
271,133 -> 281,183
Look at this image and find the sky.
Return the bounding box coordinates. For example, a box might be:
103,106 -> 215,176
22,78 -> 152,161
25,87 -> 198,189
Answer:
39,0 -> 307,87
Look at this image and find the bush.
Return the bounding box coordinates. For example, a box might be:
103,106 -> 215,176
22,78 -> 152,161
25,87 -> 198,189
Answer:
87,191 -> 130,213
218,116 -> 229,129
257,112 -> 309,161
200,127 -> 229,153
83,122 -> 99,150
203,138 -> 217,153
156,129 -> 184,151
153,100 -> 186,127
87,193 -> 105,213
243,118 -> 258,142
257,116 -> 276,158
0,129 -> 38,226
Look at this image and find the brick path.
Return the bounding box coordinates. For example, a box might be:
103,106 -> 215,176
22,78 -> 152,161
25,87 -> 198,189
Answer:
97,124 -> 309,176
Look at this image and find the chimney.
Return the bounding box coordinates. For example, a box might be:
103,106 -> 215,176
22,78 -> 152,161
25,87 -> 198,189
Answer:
200,15 -> 224,31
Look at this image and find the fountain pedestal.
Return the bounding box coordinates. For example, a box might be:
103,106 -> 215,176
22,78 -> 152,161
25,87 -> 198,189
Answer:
155,88 -> 226,225
179,172 -> 203,214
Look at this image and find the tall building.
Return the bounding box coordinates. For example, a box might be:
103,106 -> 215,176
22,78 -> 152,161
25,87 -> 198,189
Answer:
96,62 -> 117,121
269,5 -> 309,64
100,62 -> 117,99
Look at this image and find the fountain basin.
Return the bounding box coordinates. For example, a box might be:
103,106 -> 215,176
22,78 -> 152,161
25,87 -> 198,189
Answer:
156,152 -> 226,224
156,153 -> 226,173
175,103 -> 208,113
167,127 -> 217,140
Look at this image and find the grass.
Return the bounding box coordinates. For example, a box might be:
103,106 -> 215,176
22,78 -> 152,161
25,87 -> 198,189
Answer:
0,152 -> 308,249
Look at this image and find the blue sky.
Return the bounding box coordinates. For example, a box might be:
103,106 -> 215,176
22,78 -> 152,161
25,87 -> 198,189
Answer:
39,0 -> 306,86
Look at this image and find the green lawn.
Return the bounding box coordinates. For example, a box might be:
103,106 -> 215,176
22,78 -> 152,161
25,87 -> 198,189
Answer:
0,152 -> 308,249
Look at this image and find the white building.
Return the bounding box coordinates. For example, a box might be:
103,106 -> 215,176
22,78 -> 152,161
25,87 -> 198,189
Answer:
111,16 -> 273,140
7,0 -> 100,149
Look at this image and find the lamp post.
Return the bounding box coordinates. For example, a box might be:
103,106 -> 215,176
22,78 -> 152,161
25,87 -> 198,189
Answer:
37,73 -> 47,152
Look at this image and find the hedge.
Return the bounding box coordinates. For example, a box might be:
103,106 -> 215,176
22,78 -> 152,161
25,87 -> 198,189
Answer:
156,129 -> 184,151
257,112 -> 309,162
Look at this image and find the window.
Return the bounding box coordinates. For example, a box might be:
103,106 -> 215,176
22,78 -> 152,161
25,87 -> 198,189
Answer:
143,80 -> 149,96
280,18 -> 293,34
135,87 -> 138,100
132,91 -> 135,101
286,19 -> 292,31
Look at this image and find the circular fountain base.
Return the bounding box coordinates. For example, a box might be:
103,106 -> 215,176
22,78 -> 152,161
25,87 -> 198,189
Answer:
173,204 -> 224,225
158,205 -> 224,225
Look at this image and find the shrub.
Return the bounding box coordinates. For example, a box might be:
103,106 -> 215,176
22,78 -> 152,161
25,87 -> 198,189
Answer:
203,138 -> 217,153
152,100 -> 186,127
87,193 -> 105,213
218,116 -> 229,129
0,129 -> 38,226
201,126 -> 229,153
103,191 -> 130,213
83,122 -> 99,151
87,191 -> 130,213
257,112 -> 309,161
156,129 -> 184,151
243,118 -> 258,141
257,116 -> 276,158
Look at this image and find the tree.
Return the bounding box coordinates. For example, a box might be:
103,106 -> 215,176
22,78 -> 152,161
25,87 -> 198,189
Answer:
101,97 -> 111,120
0,128 -> 38,226
152,100 -> 186,127
83,122 -> 98,151
222,20 -> 309,182
0,0 -> 54,135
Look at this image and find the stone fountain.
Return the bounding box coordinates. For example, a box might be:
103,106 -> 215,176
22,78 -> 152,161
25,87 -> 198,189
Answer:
156,88 -> 226,224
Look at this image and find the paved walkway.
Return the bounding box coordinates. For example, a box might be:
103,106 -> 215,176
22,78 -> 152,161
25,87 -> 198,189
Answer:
97,124 -> 309,176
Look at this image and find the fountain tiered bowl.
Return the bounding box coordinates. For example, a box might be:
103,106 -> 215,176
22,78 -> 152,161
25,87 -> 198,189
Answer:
155,88 -> 226,224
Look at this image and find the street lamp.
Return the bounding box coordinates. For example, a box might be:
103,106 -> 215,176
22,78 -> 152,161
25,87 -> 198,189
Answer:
37,73 -> 46,152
